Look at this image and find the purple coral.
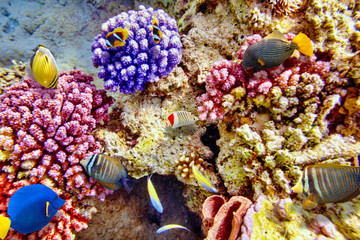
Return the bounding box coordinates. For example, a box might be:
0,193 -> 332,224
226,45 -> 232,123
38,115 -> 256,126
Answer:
91,5 -> 182,94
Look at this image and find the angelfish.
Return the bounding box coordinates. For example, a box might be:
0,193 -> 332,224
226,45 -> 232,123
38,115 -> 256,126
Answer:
105,27 -> 129,48
166,111 -> 199,128
242,30 -> 313,71
152,13 -> 162,44
0,184 -> 65,238
80,153 -> 136,193
292,164 -> 360,209
29,44 -> 59,89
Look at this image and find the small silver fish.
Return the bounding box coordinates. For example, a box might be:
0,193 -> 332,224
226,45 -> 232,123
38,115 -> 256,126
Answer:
80,153 -> 136,192
292,164 -> 360,209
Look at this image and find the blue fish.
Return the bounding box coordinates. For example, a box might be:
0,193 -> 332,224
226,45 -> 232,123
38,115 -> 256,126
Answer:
0,184 -> 65,238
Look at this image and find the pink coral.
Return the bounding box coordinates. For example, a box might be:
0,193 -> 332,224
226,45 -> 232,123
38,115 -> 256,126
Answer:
0,70 -> 113,200
202,195 -> 252,240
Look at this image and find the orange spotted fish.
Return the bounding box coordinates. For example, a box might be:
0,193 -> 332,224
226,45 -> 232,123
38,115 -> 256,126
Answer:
105,27 -> 129,48
242,30 -> 313,71
166,111 -> 199,128
292,164 -> 360,209
152,13 -> 162,44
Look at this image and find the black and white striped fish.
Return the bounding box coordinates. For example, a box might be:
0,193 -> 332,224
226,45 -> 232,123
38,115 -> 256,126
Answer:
80,153 -> 136,193
166,111 -> 199,128
292,164 -> 360,209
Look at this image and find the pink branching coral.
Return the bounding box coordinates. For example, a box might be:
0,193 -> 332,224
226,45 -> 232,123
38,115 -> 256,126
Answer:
197,33 -> 331,121
201,195 -> 252,240
0,174 -> 89,240
0,70 -> 113,200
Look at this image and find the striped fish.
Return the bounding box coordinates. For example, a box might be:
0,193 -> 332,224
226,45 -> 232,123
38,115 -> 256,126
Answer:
80,153 -> 136,193
292,164 -> 360,209
152,13 -> 162,44
29,44 -> 59,89
105,27 -> 128,48
166,111 -> 199,128
242,30 -> 313,71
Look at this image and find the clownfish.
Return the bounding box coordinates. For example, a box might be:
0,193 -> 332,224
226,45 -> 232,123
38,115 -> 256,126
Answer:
156,224 -> 190,234
147,175 -> 163,213
80,153 -> 136,193
166,111 -> 199,128
242,30 -> 313,71
0,184 -> 65,239
29,44 -> 59,89
152,13 -> 162,44
105,27 -> 129,48
191,162 -> 218,193
292,164 -> 360,209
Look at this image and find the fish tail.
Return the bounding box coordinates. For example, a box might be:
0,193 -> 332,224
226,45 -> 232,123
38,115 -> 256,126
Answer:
122,178 -> 137,194
292,32 -> 313,56
0,216 -> 11,239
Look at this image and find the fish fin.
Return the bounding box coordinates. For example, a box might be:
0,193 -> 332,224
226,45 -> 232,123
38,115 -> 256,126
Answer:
257,58 -> 265,66
292,32 -> 313,56
0,216 -> 11,239
302,194 -> 318,210
290,50 -> 300,59
291,176 -> 303,193
46,201 -> 50,217
122,178 -> 137,194
113,40 -> 126,47
97,180 -> 122,190
265,30 -> 288,42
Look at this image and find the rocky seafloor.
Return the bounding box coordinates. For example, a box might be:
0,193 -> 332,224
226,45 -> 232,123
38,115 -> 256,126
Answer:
0,0 -> 360,239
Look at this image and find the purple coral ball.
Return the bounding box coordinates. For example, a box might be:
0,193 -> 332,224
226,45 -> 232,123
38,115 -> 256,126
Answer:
91,5 -> 182,94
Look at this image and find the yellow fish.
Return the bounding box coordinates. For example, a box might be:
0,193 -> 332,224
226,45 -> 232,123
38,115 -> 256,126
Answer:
156,224 -> 190,234
292,164 -> 360,209
191,162 -> 218,193
147,175 -> 163,213
152,13 -> 162,44
242,31 -> 313,71
105,27 -> 129,48
29,44 -> 59,89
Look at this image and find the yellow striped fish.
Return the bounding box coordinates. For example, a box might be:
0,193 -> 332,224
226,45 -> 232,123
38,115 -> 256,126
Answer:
242,30 -> 313,71
292,164 -> 360,209
152,13 -> 162,44
29,44 -> 59,89
80,153 -> 136,193
191,162 -> 218,193
105,27 -> 129,48
156,224 -> 190,234
147,175 -> 163,213
166,111 -> 199,128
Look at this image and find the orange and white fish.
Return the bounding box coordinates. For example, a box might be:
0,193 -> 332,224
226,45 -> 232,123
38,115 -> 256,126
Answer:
166,111 -> 199,128
105,27 -> 129,48
152,13 -> 162,44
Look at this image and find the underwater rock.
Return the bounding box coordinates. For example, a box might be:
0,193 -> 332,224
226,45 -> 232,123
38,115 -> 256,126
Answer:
0,61 -> 25,94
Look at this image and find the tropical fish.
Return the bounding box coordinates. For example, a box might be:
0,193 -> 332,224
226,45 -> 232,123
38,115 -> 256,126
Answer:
152,13 -> 162,44
29,44 -> 59,89
292,164 -> 360,209
166,111 -> 199,128
80,153 -> 136,193
242,31 -> 313,71
147,175 -> 163,213
191,162 -> 218,193
0,184 -> 65,238
105,27 -> 129,48
156,224 -> 190,234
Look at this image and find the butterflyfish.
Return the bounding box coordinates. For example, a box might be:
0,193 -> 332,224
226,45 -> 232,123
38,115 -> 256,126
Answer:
191,162 -> 218,193
147,175 -> 163,213
292,164 -> 360,210
29,44 -> 59,89
80,153 -> 136,193
242,30 -> 313,71
152,13 -> 162,44
156,224 -> 190,234
0,184 -> 65,238
166,111 -> 199,128
105,27 -> 129,48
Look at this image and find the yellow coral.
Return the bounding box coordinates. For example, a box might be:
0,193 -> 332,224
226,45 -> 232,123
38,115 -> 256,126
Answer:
175,152 -> 204,179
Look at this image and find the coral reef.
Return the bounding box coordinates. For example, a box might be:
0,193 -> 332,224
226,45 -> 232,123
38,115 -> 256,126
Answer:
0,60 -> 26,94
0,69 -> 113,200
91,5 -> 182,93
